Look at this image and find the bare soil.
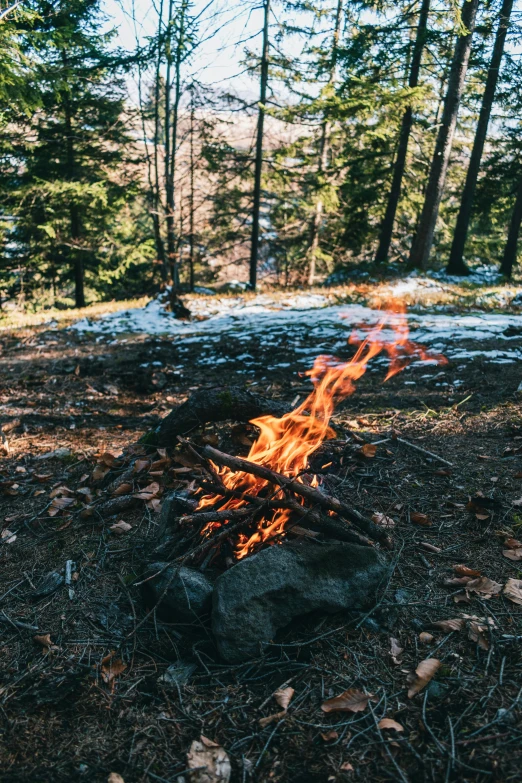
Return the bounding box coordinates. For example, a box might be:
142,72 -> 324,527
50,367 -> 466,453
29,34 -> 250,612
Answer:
0,321 -> 521,783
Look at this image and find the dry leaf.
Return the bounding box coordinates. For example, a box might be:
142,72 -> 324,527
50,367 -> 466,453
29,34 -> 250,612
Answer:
101,658 -> 127,683
420,542 -> 441,553
468,621 -> 489,650
503,548 -> 522,561
99,451 -> 122,467
110,521 -> 132,535
465,576 -> 503,599
133,459 -> 151,473
258,710 -> 286,727
410,511 -> 431,526
92,465 -> 110,482
133,481 -> 160,500
340,762 -> 354,772
504,578 -> 522,606
378,718 -> 404,732
48,496 -> 75,516
321,688 -> 375,714
407,658 -> 441,698
274,687 -> 294,710
372,512 -> 395,529
187,735 -> 231,783
444,576 -> 472,587
360,443 -> 377,459
453,564 -> 481,578
33,633 -> 58,652
1,529 -> 16,544
113,482 -> 133,497
107,775 -> 125,783
320,730 -> 339,742
419,632 -> 433,644
430,618 -> 465,633
504,537 -> 522,549
390,637 -> 403,664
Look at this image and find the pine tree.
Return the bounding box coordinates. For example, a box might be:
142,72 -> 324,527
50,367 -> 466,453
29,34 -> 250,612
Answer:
5,0 -> 137,307
408,0 -> 480,271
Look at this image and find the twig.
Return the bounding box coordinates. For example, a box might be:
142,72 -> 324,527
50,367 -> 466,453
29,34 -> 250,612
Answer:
394,437 -> 453,467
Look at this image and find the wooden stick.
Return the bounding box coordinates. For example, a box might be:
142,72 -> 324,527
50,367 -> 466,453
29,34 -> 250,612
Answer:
203,445 -> 391,546
395,437 -> 453,467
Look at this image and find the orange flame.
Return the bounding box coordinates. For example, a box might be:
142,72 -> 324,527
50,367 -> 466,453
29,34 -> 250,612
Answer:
197,301 -> 445,559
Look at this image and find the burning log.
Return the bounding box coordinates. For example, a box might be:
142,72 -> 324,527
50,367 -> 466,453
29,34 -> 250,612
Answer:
203,445 -> 391,547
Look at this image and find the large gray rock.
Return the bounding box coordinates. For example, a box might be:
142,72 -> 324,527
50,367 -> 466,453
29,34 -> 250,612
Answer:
141,562 -> 214,623
212,541 -> 390,662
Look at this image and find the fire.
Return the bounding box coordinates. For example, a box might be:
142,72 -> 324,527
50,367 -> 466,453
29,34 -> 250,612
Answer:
197,301 -> 445,560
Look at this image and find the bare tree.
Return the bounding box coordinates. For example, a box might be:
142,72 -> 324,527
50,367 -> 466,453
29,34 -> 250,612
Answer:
500,174 -> 522,278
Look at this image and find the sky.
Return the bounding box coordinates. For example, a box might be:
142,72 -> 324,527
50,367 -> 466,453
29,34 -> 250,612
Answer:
102,0 -> 271,103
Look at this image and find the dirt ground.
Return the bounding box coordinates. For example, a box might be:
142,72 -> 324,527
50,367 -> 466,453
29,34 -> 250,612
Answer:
0,315 -> 521,783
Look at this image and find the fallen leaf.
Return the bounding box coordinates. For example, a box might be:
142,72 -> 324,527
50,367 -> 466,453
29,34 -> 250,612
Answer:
378,718 -> 404,732
1,529 -> 16,544
410,511 -> 431,526
420,542 -> 442,553
465,576 -> 503,599
504,578 -> 522,606
321,688 -> 375,714
372,512 -> 395,529
99,450 -> 122,468
48,496 -> 75,516
187,735 -> 231,783
503,548 -> 522,561
468,621 -> 489,650
92,465 -> 110,482
513,497 -> 522,507
110,521 -> 132,535
444,576 -> 472,587
359,443 -> 377,459
107,775 -> 125,783
430,618 -> 465,633
407,658 -> 441,698
419,632 -> 433,644
101,658 -> 127,684
133,459 -> 151,473
340,762 -> 354,772
390,637 -> 403,664
321,730 -> 339,742
33,633 -> 58,652
504,537 -> 522,549
258,710 -> 286,727
453,564 -> 481,578
113,482 -> 133,497
133,481 -> 160,501
274,686 -> 294,710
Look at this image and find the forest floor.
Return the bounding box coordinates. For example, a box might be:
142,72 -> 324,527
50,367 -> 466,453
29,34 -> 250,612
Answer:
1,284 -> 522,783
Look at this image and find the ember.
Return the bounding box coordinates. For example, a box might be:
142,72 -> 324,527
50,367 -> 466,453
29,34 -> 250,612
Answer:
195,302 -> 445,560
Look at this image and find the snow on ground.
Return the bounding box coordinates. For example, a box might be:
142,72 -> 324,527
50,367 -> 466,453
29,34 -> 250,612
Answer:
71,289 -> 522,366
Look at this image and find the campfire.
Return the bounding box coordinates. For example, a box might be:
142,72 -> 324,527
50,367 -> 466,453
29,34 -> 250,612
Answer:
173,302 -> 446,565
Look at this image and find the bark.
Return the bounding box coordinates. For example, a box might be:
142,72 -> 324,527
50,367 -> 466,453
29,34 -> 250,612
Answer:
447,0 -> 513,275
500,175 -> 522,278
249,0 -> 270,291
408,0 -> 480,270
188,86 -> 196,292
308,0 -> 343,285
375,0 -> 431,264
142,386 -> 290,446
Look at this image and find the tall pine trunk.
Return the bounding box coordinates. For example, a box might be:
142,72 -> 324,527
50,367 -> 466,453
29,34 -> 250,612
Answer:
447,0 -> 513,275
249,0 -> 270,291
188,86 -> 196,292
62,50 -> 85,308
500,175 -> 522,278
408,0 -> 480,271
307,0 -> 343,286
375,0 -> 430,264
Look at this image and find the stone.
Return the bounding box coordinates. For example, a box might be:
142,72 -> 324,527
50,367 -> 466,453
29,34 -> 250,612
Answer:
212,541 -> 390,663
141,562 -> 214,623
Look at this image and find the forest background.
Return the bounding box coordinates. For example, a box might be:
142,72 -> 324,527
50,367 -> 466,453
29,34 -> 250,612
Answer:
1,0 -> 522,311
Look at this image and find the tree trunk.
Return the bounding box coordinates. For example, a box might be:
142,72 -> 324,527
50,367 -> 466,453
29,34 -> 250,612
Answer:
375,0 -> 431,264
500,175 -> 522,278
188,85 -> 196,292
153,0 -> 167,279
447,0 -> 513,275
62,49 -> 85,308
249,0 -> 270,291
164,0 -> 174,284
408,0 -> 480,271
307,0 -> 343,286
